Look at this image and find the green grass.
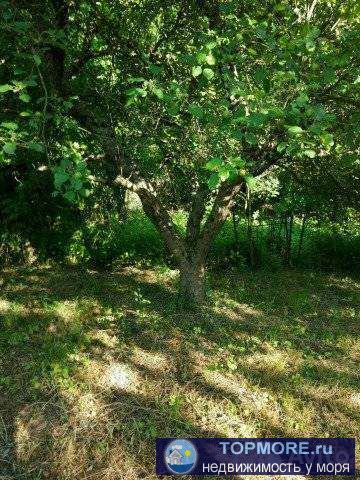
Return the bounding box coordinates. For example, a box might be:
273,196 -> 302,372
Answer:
0,266 -> 359,479
4,211 -> 359,275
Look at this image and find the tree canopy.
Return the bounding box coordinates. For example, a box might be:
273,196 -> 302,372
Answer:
1,0 -> 359,302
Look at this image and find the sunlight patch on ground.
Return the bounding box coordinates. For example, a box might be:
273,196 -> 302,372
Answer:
244,349 -> 302,375
279,393 -> 317,436
303,383 -> 360,414
350,392 -> 360,407
186,387 -> 257,437
327,274 -> 360,291
53,300 -> 79,322
0,299 -> 27,317
89,329 -> 119,348
71,392 -> 106,425
213,302 -> 262,321
203,370 -> 248,397
202,370 -> 282,426
337,335 -> 360,362
102,362 -> 140,392
2,267 -> 360,479
74,357 -> 143,395
0,298 -> 11,314
123,265 -> 177,288
88,446 -> 139,480
313,356 -> 360,379
53,435 -> 88,480
131,347 -> 170,373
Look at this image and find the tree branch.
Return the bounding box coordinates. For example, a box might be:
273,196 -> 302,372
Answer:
197,155 -> 283,260
114,174 -> 188,267
185,183 -> 209,252
197,177 -> 245,260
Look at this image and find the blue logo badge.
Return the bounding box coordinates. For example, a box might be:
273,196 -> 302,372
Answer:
165,439 -> 198,474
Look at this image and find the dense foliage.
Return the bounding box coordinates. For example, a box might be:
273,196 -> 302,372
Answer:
1,0 -> 359,301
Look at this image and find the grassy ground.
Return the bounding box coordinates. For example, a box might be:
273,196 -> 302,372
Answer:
0,265 -> 359,479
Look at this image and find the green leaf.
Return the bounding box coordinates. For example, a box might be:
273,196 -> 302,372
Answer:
287,125 -> 304,135
153,87 -> 164,99
125,97 -> 136,107
205,53 -> 216,65
192,66 -> 202,77
203,68 -> 214,80
19,92 -> 30,103
0,84 -> 13,93
254,67 -> 267,83
196,52 -> 207,63
295,93 -> 309,107
206,42 -> 217,51
166,104 -> 180,116
54,170 -> 69,187
233,130 -> 243,140
60,158 -> 71,169
231,156 -> 245,168
64,190 -> 76,202
25,79 -> 37,87
303,149 -> 316,158
306,40 -> 315,52
205,158 -> 222,171
20,111 -> 32,117
127,77 -> 146,84
1,122 -> 18,130
3,142 -> 16,155
33,54 -> 41,66
208,172 -> 220,189
188,104 -> 204,118
28,142 -> 44,152
80,188 -> 91,198
71,178 -> 83,190
218,166 -> 230,181
245,175 -> 256,188
321,133 -> 334,148
149,64 -> 163,75
126,87 -> 147,98
247,112 -> 266,127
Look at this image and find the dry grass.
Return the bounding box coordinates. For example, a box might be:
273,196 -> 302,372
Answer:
0,265 -> 359,479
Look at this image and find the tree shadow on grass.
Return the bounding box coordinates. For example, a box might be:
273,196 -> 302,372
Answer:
1,265 -> 359,478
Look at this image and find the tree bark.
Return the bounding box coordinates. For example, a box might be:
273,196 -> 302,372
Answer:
179,261 -> 206,304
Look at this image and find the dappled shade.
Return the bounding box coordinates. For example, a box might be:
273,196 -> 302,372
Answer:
0,266 -> 359,478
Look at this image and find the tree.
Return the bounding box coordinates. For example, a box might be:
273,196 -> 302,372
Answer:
1,0 -> 359,302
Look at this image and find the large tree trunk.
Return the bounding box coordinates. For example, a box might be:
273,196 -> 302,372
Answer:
179,261 -> 206,304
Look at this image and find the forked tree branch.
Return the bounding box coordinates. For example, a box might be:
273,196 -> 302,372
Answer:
114,174 -> 188,267
185,183 -> 209,250
197,177 -> 245,261
197,155 -> 283,260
